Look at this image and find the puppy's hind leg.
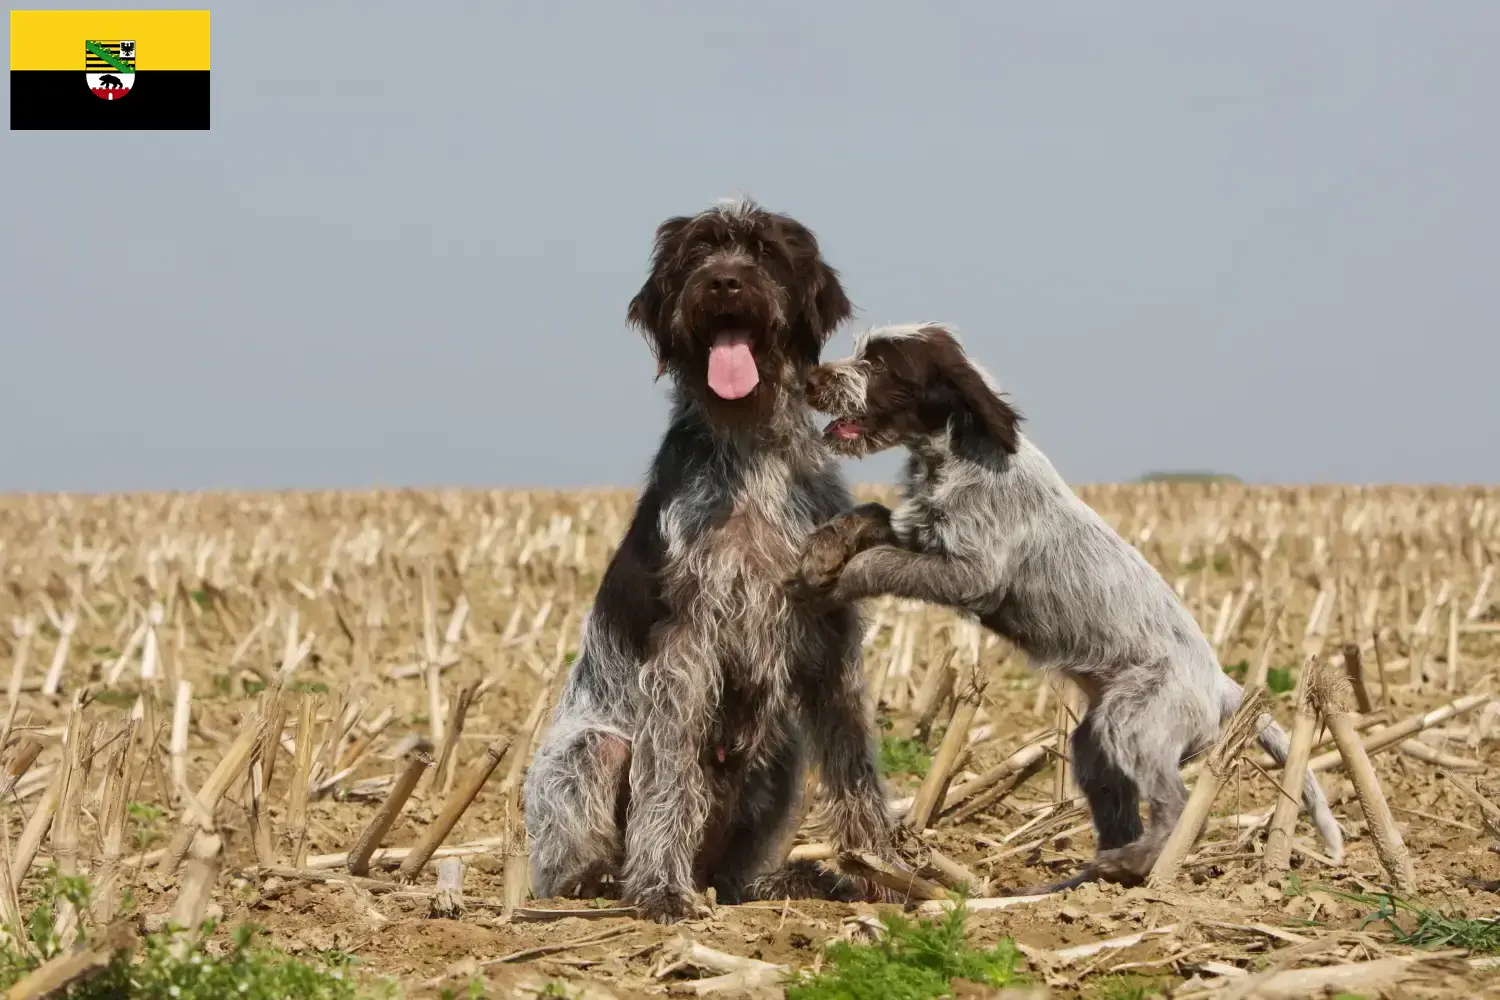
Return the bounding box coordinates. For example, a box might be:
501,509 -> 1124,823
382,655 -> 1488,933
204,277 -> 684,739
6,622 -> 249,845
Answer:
996,706 -> 1146,897
525,725 -> 632,899
1084,689 -> 1204,887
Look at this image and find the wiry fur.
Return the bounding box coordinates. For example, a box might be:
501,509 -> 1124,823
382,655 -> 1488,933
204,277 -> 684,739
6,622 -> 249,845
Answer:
524,201 -> 896,924
797,323 -> 1344,890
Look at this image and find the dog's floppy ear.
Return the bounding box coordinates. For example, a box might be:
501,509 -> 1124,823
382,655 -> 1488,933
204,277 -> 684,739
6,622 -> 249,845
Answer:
807,259 -> 853,342
627,216 -> 691,366
788,258 -> 853,364
933,341 -> 1022,454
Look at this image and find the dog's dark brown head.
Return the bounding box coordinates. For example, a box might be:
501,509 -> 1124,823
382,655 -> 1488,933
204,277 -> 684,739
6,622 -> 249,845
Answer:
805,324 -> 1023,458
627,198 -> 852,426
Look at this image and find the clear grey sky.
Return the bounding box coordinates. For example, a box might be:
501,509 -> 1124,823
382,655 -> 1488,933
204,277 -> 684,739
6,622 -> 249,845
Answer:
4,1 -> 1497,493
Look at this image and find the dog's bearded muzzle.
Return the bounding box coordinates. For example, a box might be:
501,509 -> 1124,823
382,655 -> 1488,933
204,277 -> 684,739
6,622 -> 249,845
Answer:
671,264 -> 788,402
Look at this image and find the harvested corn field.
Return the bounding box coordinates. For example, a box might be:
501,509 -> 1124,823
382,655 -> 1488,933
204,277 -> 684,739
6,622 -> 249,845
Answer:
0,483 -> 1497,998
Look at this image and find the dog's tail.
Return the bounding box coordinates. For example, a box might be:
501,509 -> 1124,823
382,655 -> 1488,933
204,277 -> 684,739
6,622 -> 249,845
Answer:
1217,673 -> 1344,863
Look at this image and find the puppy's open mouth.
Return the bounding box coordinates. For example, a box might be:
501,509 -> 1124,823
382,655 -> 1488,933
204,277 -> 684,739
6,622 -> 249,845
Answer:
707,329 -> 759,401
823,419 -> 864,442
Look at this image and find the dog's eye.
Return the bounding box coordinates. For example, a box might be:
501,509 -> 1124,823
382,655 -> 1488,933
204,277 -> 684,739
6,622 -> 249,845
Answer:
757,244 -> 773,259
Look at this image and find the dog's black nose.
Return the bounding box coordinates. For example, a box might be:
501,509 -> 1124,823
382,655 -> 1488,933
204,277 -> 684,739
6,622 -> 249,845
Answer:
708,273 -> 742,296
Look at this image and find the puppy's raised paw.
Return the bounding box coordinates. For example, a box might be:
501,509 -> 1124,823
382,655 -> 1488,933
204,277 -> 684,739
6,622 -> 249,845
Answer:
797,526 -> 856,590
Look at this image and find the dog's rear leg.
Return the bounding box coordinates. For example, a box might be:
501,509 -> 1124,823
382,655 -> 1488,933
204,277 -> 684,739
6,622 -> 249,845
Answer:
1085,708 -> 1195,888
711,737 -> 801,903
799,606 -> 896,853
525,727 -> 631,899
996,707 -> 1146,897
785,605 -> 909,903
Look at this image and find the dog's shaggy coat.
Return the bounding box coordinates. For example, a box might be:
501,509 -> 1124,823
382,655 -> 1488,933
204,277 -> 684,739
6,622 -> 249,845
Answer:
524,199 -> 895,924
797,323 -> 1343,889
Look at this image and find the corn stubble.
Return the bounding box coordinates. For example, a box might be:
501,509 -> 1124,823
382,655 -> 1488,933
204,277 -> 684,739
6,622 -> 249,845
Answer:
0,482 -> 1493,996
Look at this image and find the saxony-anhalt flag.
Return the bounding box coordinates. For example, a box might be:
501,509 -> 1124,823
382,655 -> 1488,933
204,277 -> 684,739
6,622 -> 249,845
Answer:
10,10 -> 210,129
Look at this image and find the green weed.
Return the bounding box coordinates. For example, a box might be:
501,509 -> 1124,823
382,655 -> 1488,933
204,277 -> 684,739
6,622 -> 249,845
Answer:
1332,890 -> 1500,953
879,734 -> 931,779
785,900 -> 1023,1000
1265,666 -> 1296,694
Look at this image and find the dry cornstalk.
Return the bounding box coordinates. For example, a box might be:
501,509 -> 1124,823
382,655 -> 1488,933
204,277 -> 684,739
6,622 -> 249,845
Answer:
1467,564 -> 1496,621
653,936 -> 787,996
420,567 -> 446,749
1439,771 -> 1500,839
1340,642 -> 1372,714
38,611 -> 76,697
429,857 -> 466,918
1397,740 -> 1481,770
257,864 -> 413,895
286,694 -> 318,867
1246,604 -> 1284,690
1308,658 -> 1416,891
90,718 -> 138,925
1051,676 -> 1072,802
945,741 -> 1052,825
1223,956 -> 1425,1000
305,836 -> 505,871
1262,676 -> 1318,875
901,647 -> 955,741
0,619 -> 36,755
835,851 -> 947,901
0,819 -> 25,947
396,737 -> 512,883
1446,600 -> 1460,691
905,624 -> 984,833
502,840 -> 529,919
334,712 -> 392,774
918,896 -> 1050,920
869,617 -> 912,724
169,679 -> 192,801
787,841 -> 834,862
170,831 -> 222,959
0,737 -> 43,802
1147,685 -> 1268,887
159,711 -> 264,874
1304,692 -> 1491,772
249,685 -> 289,868
432,680 -> 476,795
942,732 -> 1054,809
918,846 -> 985,895
48,696 -> 89,948
347,740 -> 433,876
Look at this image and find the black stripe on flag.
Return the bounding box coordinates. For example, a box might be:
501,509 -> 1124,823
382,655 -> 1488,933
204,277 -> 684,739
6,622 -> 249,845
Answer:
10,71 -> 210,130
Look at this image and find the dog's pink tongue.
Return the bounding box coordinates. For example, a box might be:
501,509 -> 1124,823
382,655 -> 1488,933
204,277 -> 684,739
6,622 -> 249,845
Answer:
707,333 -> 759,400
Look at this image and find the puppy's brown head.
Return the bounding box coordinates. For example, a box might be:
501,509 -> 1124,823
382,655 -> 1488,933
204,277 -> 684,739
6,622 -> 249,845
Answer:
805,324 -> 1022,457
628,198 -> 852,426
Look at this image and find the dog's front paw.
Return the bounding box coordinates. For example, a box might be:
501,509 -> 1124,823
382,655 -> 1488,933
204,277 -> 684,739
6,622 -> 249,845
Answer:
630,885 -> 699,925
797,525 -> 856,591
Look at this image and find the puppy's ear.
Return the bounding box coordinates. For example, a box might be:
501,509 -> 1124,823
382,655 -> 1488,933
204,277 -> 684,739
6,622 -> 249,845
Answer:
627,216 -> 692,365
934,346 -> 1022,454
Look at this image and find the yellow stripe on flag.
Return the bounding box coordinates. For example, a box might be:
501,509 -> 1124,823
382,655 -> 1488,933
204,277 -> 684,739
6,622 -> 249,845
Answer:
9,10 -> 210,71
